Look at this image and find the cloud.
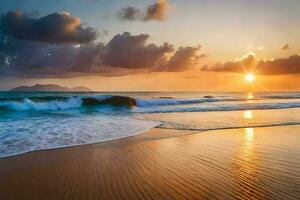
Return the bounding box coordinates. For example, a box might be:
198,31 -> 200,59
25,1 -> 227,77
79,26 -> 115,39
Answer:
118,7 -> 142,21
102,32 -> 174,69
117,0 -> 171,21
0,11 -> 97,44
256,55 -> 300,75
203,53 -> 256,73
202,53 -> 300,75
2,31 -> 202,77
257,46 -> 264,50
0,35 -> 105,77
156,45 -> 202,71
0,8 -> 199,78
281,43 -> 289,50
144,0 -> 170,21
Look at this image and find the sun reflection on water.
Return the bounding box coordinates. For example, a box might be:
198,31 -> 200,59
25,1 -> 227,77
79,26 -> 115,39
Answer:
246,93 -> 254,103
247,93 -> 254,99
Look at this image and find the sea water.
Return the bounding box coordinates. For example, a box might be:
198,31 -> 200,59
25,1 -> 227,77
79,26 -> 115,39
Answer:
1,91 -> 300,158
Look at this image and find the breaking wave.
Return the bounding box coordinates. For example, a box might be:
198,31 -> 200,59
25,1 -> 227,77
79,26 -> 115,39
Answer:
1,94 -> 300,113
0,97 -> 83,111
0,95 -> 135,111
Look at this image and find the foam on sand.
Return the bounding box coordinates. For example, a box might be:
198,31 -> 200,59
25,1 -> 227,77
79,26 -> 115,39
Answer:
0,114 -> 160,158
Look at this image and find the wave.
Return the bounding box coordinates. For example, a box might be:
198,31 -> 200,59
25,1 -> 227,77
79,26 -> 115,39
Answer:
136,98 -> 220,107
264,95 -> 300,99
122,95 -> 300,108
1,94 -> 300,112
0,95 -> 223,111
83,96 -> 136,107
133,101 -> 300,113
0,97 -> 83,111
0,95 -> 137,111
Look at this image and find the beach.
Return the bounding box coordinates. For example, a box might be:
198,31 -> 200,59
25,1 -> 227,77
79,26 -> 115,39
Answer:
1,125 -> 300,200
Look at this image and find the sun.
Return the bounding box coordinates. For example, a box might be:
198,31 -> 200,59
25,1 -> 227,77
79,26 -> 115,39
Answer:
245,73 -> 255,82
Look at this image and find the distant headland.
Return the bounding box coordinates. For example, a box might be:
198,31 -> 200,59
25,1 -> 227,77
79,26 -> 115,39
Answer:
10,84 -> 92,92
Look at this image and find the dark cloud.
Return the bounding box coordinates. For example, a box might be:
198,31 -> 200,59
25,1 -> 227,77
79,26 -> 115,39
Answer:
1,31 -> 199,77
281,43 -> 289,50
0,11 -> 97,44
118,7 -> 142,21
0,8 -> 198,78
203,53 -> 256,73
202,54 -> 300,75
0,34 -> 104,77
117,0 -> 171,21
256,55 -> 300,75
102,32 -> 174,69
157,45 -> 202,71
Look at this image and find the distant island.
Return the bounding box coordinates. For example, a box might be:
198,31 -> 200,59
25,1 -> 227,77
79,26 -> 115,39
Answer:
10,84 -> 92,92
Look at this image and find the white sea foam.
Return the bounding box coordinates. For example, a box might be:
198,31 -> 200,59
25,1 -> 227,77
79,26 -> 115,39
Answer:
0,114 -> 160,158
148,108 -> 300,131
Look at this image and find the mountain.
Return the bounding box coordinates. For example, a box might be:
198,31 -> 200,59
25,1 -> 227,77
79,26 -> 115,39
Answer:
10,84 -> 92,92
71,86 -> 92,92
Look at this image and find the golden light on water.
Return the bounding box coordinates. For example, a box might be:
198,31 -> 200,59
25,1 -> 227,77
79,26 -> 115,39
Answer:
245,73 -> 255,82
246,92 -> 254,102
247,92 -> 253,99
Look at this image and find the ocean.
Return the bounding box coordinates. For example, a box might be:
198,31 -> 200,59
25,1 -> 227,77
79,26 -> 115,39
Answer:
1,91 -> 300,158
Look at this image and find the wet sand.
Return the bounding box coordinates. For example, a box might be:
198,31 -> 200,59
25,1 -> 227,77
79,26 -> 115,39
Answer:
0,126 -> 300,200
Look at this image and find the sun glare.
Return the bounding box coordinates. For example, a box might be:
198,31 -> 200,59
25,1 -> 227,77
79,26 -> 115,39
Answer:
245,73 -> 255,82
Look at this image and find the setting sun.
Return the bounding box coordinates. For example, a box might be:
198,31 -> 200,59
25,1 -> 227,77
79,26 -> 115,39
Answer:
245,73 -> 255,82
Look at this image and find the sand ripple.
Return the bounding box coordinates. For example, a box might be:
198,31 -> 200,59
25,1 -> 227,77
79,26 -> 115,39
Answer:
0,126 -> 300,199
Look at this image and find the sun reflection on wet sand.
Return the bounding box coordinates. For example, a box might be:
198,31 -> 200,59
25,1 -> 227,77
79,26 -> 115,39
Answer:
243,110 -> 253,119
232,127 -> 257,198
245,128 -> 254,141
242,128 -> 255,161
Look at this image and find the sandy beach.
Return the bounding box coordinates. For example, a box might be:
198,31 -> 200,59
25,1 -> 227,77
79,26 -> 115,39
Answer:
0,125 -> 299,200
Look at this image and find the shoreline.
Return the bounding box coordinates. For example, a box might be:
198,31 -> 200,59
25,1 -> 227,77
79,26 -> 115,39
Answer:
0,127 -> 195,160
1,125 -> 300,199
1,121 -> 300,160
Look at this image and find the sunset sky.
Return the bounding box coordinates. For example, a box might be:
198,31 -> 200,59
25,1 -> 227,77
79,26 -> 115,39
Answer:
0,0 -> 299,91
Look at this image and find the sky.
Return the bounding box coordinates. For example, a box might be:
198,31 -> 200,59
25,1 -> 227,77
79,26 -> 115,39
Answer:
0,0 -> 299,91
